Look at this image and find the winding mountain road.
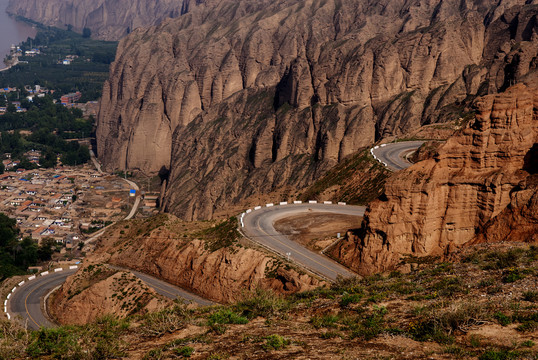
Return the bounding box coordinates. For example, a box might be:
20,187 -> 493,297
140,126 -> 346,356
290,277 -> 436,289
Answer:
10,141 -> 423,329
372,141 -> 424,171
241,141 -> 424,280
242,203 -> 365,281
8,267 -> 213,330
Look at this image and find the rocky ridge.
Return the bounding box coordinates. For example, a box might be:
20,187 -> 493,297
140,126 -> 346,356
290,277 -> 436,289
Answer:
6,0 -> 208,40
96,0 -> 538,220
90,215 -> 323,303
331,82 -> 538,275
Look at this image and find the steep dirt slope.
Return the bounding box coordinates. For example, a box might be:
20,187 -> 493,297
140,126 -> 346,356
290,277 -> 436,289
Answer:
97,0 -> 538,220
6,0 -> 208,40
331,82 -> 538,275
90,215 -> 324,303
49,263 -> 171,325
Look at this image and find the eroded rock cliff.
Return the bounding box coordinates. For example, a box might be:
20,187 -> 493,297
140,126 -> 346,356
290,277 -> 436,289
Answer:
91,215 -> 323,303
331,82 -> 538,275
6,0 -> 207,40
96,0 -> 538,220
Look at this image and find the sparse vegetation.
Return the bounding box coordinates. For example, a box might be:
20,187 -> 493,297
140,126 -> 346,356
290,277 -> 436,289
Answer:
299,149 -> 391,204
263,334 -> 290,351
2,244 -> 537,359
200,217 -> 240,252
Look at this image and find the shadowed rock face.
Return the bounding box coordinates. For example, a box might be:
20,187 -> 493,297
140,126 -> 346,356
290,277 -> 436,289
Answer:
6,0 -> 208,40
96,0 -> 538,220
331,82 -> 538,275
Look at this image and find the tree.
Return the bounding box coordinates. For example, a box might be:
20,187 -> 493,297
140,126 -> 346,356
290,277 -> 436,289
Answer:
37,238 -> 56,261
0,213 -> 18,248
18,156 -> 37,170
39,149 -> 57,168
82,27 -> 92,38
14,237 -> 38,268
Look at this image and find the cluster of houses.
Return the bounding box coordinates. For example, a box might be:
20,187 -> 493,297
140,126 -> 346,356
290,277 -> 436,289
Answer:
58,54 -> 78,66
0,85 -> 84,114
0,163 -> 132,249
2,150 -> 46,169
24,48 -> 41,57
60,91 -> 82,105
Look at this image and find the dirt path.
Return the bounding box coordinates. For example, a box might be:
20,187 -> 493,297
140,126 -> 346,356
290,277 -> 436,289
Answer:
273,213 -> 362,252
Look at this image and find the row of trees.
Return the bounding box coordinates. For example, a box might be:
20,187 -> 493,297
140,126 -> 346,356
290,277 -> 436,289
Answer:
0,213 -> 55,280
0,96 -> 91,135
0,131 -> 90,169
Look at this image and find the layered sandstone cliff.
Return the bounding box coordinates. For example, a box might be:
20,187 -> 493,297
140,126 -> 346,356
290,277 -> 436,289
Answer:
96,0 -> 538,220
331,82 -> 538,275
91,215 -> 323,303
6,0 -> 207,40
50,264 -> 171,325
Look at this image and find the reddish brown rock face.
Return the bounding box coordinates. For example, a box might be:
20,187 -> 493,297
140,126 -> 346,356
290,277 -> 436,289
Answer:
6,0 -> 209,40
91,216 -> 324,303
95,0 -> 538,220
332,83 -> 538,275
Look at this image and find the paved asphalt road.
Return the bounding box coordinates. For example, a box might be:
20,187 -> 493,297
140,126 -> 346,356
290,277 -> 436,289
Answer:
372,141 -> 424,171
242,203 -> 366,281
123,178 -> 141,220
9,267 -> 213,330
9,270 -> 77,330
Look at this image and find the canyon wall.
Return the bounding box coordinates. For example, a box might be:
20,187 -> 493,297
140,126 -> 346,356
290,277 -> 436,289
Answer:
96,0 -> 538,220
331,82 -> 538,275
6,0 -> 207,40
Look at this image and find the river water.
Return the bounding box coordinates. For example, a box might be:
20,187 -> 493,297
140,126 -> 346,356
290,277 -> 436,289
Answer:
0,0 -> 36,62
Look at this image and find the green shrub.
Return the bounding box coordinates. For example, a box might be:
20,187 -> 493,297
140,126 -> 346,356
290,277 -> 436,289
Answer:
142,305 -> 191,336
349,306 -> 388,340
233,288 -> 289,319
516,321 -> 538,332
310,314 -> 339,329
208,309 -> 248,326
431,277 -> 465,297
483,249 -> 524,270
479,349 -> 520,360
331,276 -> 363,294
26,327 -> 80,358
477,278 -> 494,288
410,302 -> 488,344
320,331 -> 340,339
340,292 -> 363,306
175,346 -> 194,357
522,291 -> 538,302
493,312 -> 512,326
520,340 -> 535,347
502,269 -> 525,283
263,334 -> 290,351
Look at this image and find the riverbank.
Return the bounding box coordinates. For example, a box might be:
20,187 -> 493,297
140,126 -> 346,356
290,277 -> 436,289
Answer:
0,0 -> 36,62
0,56 -> 18,72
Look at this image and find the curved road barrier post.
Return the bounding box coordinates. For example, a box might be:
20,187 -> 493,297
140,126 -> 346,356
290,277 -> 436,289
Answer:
241,202 -> 364,281
7,263 -> 212,329
370,141 -> 424,171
